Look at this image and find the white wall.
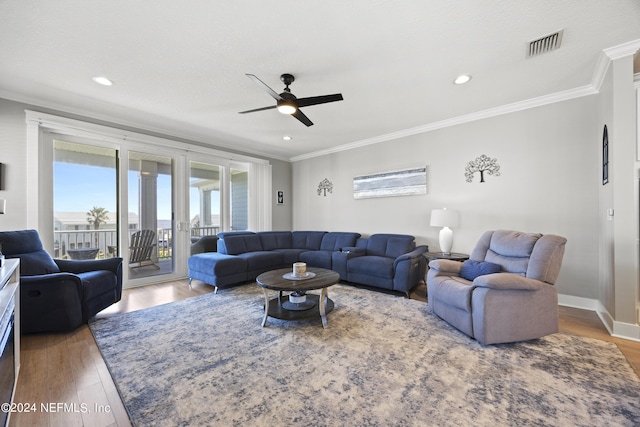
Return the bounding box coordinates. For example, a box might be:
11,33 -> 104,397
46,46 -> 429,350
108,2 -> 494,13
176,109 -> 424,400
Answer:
292,96 -> 600,300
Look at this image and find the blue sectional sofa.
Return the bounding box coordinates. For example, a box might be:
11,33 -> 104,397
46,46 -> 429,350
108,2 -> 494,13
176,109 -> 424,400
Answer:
188,231 -> 428,296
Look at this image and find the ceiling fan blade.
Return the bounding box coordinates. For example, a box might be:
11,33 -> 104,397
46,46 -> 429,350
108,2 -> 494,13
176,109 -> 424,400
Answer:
295,93 -> 343,108
245,74 -> 282,101
238,105 -> 277,114
292,109 -> 313,127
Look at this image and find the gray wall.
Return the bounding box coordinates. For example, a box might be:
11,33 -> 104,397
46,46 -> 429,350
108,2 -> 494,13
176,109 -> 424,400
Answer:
270,158 -> 292,231
292,96 -> 600,300
0,99 -> 29,230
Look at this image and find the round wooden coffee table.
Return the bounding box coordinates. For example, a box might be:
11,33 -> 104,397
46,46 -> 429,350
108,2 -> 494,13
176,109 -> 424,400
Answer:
256,267 -> 340,328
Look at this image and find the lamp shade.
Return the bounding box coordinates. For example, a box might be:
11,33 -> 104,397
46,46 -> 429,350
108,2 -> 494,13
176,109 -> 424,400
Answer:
430,208 -> 459,228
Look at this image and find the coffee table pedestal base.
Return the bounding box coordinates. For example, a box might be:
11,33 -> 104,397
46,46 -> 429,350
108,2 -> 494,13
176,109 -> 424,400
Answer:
262,289 -> 334,328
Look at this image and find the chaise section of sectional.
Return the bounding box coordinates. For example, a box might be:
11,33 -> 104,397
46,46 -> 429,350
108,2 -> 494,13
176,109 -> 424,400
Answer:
187,252 -> 248,293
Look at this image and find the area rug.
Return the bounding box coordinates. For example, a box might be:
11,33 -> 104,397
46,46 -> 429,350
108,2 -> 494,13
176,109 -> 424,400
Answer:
89,284 -> 640,427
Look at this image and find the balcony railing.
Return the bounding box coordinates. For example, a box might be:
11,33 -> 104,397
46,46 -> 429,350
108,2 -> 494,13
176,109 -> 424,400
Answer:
190,226 -> 219,237
54,226 -> 220,260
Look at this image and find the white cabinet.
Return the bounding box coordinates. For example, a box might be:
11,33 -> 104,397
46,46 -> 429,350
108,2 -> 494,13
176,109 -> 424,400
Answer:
0,259 -> 19,427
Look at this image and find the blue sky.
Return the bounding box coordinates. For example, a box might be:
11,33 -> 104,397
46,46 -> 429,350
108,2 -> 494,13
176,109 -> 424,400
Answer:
54,162 -> 202,221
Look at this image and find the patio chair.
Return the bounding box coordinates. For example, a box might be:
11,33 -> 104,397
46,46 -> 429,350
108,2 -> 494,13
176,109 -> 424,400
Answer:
129,229 -> 160,273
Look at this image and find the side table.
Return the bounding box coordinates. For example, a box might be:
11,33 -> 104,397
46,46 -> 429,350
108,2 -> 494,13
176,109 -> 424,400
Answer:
424,252 -> 470,263
424,252 -> 469,297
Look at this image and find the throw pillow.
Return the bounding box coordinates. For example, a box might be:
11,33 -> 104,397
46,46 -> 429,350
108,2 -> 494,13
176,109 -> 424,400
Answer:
460,260 -> 501,281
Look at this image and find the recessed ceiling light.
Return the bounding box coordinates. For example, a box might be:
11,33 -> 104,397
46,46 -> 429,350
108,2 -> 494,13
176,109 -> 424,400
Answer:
453,74 -> 471,85
283,136 -> 292,141
92,76 -> 114,86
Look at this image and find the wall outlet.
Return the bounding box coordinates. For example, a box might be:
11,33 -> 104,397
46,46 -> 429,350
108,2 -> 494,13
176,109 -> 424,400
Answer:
0,199 -> 5,214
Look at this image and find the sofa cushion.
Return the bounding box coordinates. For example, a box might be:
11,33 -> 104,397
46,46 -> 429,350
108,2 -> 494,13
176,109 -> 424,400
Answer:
459,260 -> 501,281
0,229 -> 61,276
431,276 -> 474,312
272,249 -> 307,265
362,234 -> 415,258
216,231 -> 255,253
348,255 -> 394,279
237,251 -> 283,272
490,230 -> 541,257
223,235 -> 263,255
16,250 -> 61,276
319,232 -> 361,251
385,237 -> 415,258
188,252 -> 247,275
258,232 -> 293,251
291,231 -> 326,250
78,270 -> 118,300
0,229 -> 44,254
299,250 -> 333,269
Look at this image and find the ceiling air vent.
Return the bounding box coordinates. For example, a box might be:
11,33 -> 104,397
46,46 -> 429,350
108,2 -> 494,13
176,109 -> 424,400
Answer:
527,29 -> 563,58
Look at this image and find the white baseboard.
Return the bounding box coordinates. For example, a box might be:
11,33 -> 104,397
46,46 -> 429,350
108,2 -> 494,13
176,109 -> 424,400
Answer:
558,293 -> 640,342
558,294 -> 599,310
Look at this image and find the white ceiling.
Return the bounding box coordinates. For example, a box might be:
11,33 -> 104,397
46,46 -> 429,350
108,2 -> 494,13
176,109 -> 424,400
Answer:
1,1 -> 639,161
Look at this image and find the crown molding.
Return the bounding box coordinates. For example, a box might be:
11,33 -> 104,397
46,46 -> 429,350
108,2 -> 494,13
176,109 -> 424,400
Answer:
592,39 -> 640,92
603,39 -> 640,60
290,84 -> 596,162
291,40 -> 640,163
24,110 -> 271,165
1,88 -> 291,163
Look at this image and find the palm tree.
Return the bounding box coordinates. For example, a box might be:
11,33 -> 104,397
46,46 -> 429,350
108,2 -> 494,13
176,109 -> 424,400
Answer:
87,206 -> 109,247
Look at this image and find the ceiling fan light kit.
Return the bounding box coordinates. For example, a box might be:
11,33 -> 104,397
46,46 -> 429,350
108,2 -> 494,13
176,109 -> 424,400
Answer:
239,73 -> 343,127
277,100 -> 297,115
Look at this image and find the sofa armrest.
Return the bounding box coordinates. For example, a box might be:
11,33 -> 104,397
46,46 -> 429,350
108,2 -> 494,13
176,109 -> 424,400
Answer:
394,245 -> 427,265
473,273 -> 545,291
55,258 -> 123,300
55,257 -> 123,275
428,259 -> 463,275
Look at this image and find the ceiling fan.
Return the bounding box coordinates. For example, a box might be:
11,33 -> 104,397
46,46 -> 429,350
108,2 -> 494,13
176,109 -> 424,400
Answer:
239,73 -> 343,127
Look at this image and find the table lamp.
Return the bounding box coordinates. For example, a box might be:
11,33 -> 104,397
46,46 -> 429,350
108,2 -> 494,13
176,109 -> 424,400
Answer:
430,208 -> 459,255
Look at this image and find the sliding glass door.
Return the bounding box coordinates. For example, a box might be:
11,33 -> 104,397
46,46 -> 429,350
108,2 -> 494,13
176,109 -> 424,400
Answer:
189,161 -> 221,238
35,113 -> 268,290
53,138 -> 118,261
189,159 -> 250,235
127,150 -> 175,279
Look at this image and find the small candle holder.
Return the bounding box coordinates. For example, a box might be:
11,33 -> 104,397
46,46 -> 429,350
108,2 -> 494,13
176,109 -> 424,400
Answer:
293,262 -> 306,277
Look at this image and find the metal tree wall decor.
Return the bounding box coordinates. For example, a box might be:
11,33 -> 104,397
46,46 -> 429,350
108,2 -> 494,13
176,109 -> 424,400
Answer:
317,178 -> 333,196
465,154 -> 501,183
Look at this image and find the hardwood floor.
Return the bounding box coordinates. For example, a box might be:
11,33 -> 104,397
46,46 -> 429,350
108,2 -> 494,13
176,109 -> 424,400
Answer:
9,280 -> 640,426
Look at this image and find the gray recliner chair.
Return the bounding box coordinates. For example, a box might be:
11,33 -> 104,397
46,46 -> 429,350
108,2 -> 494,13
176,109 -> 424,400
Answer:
427,230 -> 567,345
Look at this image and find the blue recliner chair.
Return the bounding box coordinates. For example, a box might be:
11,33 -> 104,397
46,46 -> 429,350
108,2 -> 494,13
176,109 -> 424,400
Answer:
0,229 -> 123,333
